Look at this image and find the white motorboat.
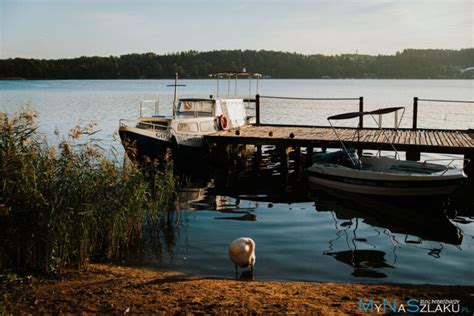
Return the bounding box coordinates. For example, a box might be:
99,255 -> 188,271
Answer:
307,108 -> 467,196
119,71 -> 261,161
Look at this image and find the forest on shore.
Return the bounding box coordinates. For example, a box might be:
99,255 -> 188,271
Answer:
0,48 -> 473,79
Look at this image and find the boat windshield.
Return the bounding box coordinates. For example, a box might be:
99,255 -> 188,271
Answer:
177,99 -> 214,116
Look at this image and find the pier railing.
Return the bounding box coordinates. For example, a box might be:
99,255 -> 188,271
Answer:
412,97 -> 474,130
256,94 -> 364,127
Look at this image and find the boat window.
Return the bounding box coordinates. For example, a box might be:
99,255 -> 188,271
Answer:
177,122 -> 199,132
137,121 -> 168,130
200,121 -> 216,132
178,100 -> 214,114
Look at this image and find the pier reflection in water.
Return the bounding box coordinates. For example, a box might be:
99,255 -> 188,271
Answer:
311,188 -> 464,279
145,147 -> 473,285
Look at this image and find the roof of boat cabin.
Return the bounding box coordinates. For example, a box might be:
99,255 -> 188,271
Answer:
179,98 -> 213,102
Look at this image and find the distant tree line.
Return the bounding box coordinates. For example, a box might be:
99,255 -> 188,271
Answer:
0,49 -> 473,79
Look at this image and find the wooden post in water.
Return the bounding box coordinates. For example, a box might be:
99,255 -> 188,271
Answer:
357,97 -> 364,157
413,97 -> 418,130
294,146 -> 302,172
255,94 -> 261,126
277,145 -> 288,174
306,146 -> 313,167
407,97 -> 421,160
254,145 -> 262,169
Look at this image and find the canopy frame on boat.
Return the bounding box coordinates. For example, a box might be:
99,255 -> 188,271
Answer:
327,107 -> 405,121
208,71 -> 262,99
327,107 -> 406,167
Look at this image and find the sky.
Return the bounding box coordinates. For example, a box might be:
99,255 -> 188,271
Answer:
0,0 -> 472,59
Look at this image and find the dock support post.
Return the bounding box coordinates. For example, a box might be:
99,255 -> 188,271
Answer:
294,146 -> 302,172
256,145 -> 262,159
306,146 -> 313,167
254,145 -> 262,169
277,145 -> 288,173
225,145 -> 231,160
256,94 -> 260,126
359,97 -> 364,128
413,97 -> 418,130
212,143 -> 228,168
406,150 -> 421,161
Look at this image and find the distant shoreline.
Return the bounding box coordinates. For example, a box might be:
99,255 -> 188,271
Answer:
1,77 -> 472,81
1,49 -> 472,80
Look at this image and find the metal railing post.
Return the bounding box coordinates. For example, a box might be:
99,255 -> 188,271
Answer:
413,97 -> 418,130
359,96 -> 364,128
256,94 -> 260,126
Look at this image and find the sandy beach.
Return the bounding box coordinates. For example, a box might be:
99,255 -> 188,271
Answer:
2,264 -> 473,314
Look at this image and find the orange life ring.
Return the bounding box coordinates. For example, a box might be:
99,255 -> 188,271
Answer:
219,114 -> 229,130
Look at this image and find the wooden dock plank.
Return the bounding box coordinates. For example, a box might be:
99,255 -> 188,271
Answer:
442,131 -> 455,147
448,132 -> 462,147
455,132 -> 471,147
435,131 -> 444,147
452,132 -> 466,147
458,133 -> 473,147
394,130 -> 401,145
429,132 -> 439,146
421,130 -> 428,146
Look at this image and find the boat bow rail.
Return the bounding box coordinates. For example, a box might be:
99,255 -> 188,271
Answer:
139,100 -> 159,117
422,158 -> 471,175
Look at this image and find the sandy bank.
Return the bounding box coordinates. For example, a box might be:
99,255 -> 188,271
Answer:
2,264 -> 473,314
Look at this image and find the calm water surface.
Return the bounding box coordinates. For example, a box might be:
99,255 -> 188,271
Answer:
1,79 -> 473,285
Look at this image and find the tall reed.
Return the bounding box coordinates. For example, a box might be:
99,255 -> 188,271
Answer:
0,110 -> 175,274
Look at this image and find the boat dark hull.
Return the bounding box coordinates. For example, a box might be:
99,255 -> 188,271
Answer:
119,129 -> 171,161
119,129 -> 206,164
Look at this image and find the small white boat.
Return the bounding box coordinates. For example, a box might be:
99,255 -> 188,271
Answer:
307,108 -> 467,196
119,71 -> 260,160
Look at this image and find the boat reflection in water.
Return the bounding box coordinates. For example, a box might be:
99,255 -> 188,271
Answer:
174,146 -> 310,222
164,145 -> 471,282
310,185 -> 464,278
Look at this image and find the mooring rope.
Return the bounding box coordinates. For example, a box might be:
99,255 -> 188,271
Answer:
259,95 -> 360,101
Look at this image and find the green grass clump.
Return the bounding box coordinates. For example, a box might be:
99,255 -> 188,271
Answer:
0,110 -> 175,274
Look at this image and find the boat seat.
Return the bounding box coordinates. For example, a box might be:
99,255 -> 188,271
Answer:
389,165 -> 439,174
314,149 -> 362,169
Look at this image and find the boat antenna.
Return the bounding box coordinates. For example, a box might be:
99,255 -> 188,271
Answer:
167,73 -> 186,117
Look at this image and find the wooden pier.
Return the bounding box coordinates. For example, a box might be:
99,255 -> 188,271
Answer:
204,95 -> 474,177
206,125 -> 473,155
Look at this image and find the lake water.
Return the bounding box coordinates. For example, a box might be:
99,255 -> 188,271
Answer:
1,79 -> 473,285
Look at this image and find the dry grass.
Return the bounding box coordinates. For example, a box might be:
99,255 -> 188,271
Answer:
0,110 -> 175,274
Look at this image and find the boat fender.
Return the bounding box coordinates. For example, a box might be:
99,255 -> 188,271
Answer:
219,114 -> 229,130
